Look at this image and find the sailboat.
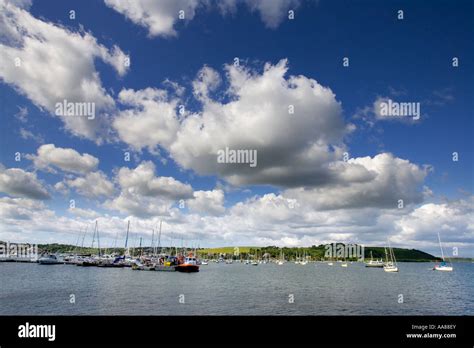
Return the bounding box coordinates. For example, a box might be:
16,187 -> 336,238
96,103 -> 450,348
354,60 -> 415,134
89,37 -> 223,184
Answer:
383,242 -> 398,273
300,250 -> 308,265
251,250 -> 259,266
433,232 -> 453,272
294,251 -> 300,265
77,220 -> 101,266
365,251 -> 384,268
277,250 -> 284,265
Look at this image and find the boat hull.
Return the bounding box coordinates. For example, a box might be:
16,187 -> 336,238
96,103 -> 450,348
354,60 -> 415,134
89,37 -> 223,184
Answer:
434,266 -> 453,272
76,261 -> 97,267
384,267 -> 398,272
365,262 -> 384,268
175,264 -> 199,273
97,263 -> 124,268
38,260 -> 62,265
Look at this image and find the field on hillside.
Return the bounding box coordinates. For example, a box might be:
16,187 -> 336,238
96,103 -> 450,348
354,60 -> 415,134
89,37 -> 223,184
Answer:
197,247 -> 255,255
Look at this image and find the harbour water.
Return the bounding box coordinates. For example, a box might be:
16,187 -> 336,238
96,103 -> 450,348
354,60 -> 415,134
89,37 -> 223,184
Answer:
1,262 -> 473,315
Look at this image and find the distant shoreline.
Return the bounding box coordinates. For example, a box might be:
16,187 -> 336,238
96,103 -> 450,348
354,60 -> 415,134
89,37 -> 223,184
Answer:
2,241 -> 466,262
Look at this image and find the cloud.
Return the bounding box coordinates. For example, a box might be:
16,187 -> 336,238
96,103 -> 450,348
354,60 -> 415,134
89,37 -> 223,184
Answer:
67,206 -> 101,219
113,60 -> 430,204
0,165 -> 50,200
117,161 -> 193,199
2,181 -> 472,256
105,0 -> 304,38
112,88 -> 180,152
14,106 -> 28,123
104,0 -> 203,38
193,66 -> 221,101
284,153 -> 429,210
0,0 -> 129,141
19,128 -> 44,143
393,197 -> 474,248
105,161 -> 194,217
0,196 -> 46,220
27,144 -> 99,174
242,0 -> 301,29
169,59 -> 353,187
0,196 -> 98,244
187,189 -> 225,215
62,171 -> 115,198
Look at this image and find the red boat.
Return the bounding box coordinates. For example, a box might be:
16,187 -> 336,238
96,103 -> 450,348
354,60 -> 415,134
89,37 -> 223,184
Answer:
175,255 -> 200,273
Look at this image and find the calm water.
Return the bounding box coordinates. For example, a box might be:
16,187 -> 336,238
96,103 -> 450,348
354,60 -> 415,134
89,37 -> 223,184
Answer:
1,262 -> 473,315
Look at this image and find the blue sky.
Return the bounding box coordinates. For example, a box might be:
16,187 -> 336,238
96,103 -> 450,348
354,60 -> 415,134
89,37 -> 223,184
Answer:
0,0 -> 473,256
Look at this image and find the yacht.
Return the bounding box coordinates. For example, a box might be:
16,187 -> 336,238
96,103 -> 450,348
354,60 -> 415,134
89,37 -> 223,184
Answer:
433,232 -> 453,272
38,254 -> 63,265
383,244 -> 399,273
365,251 -> 384,268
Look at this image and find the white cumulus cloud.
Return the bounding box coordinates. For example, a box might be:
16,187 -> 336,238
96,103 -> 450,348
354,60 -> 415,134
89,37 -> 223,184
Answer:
105,161 -> 194,218
0,0 -> 129,141
105,0 -> 305,37
113,88 -> 180,152
27,144 -> 99,175
187,189 -> 225,215
0,165 -> 50,200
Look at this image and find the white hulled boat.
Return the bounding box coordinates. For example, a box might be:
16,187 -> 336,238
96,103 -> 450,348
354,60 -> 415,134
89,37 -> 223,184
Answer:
433,232 -> 453,272
38,254 -> 62,265
365,251 -> 384,268
383,243 -> 398,273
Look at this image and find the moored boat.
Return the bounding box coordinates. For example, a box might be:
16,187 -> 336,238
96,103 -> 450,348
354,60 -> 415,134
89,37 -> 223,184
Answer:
365,251 -> 384,268
433,232 -> 453,272
175,254 -> 199,273
38,254 -> 62,265
76,257 -> 99,267
383,243 -> 399,273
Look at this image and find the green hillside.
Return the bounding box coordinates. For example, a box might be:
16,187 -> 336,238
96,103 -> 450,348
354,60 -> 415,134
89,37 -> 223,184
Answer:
197,244 -> 438,262
1,241 -> 440,262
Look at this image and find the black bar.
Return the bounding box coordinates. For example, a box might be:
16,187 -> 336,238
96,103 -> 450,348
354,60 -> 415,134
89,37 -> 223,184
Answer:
0,316 -> 472,346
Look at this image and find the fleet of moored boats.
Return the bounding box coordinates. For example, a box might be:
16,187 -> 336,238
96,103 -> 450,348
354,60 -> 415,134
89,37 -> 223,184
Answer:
5,230 -> 456,273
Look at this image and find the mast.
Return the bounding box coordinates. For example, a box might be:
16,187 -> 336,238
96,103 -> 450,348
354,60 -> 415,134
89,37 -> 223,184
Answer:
113,229 -> 119,252
388,240 -> 396,265
124,220 -> 130,256
72,227 -> 82,254
437,232 -> 445,261
391,247 -> 397,265
151,228 -> 155,256
81,225 -> 88,249
96,220 -> 101,257
157,220 -> 162,254
91,221 -> 96,249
